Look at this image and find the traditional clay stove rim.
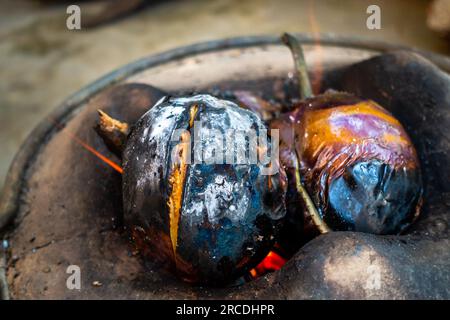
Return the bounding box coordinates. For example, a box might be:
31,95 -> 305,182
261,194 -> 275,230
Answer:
0,34 -> 449,298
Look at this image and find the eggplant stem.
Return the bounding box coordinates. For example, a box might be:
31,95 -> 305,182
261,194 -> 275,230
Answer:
95,109 -> 130,157
281,33 -> 313,99
282,32 -> 330,234
293,151 -> 330,234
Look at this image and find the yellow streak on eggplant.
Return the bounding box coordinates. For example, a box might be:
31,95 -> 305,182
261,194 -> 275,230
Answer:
301,100 -> 418,170
189,105 -> 198,127
303,101 -> 407,149
167,106 -> 198,258
381,132 -> 409,146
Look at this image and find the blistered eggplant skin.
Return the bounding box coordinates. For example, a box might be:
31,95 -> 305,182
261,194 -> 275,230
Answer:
327,160 -> 422,234
272,92 -> 422,241
122,94 -> 287,285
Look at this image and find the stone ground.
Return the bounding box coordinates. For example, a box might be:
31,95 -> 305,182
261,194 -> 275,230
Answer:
0,0 -> 448,190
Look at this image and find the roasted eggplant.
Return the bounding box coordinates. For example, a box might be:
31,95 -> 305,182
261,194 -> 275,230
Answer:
97,94 -> 287,285
274,34 -> 423,252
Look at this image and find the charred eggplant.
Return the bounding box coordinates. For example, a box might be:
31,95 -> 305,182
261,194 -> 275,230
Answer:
97,94 -> 287,285
273,34 -> 423,251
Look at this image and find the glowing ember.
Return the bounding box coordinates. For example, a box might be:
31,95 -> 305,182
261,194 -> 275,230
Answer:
249,250 -> 287,278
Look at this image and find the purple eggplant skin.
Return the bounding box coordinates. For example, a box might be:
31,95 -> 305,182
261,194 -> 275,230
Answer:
121,94 -> 287,285
271,92 -> 423,252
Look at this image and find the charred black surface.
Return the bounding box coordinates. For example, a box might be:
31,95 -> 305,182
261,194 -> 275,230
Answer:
122,94 -> 287,285
327,160 -> 422,234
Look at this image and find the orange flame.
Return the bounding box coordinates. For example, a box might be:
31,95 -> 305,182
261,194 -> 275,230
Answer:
249,250 -> 287,278
308,0 -> 323,94
49,117 -> 123,174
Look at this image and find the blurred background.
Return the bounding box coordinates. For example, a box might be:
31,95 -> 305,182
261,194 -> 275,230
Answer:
1,0 -> 449,190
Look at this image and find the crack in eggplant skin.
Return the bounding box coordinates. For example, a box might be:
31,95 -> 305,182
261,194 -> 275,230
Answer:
271,91 -> 423,251
167,105 -> 198,266
122,94 -> 287,285
167,130 -> 191,259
